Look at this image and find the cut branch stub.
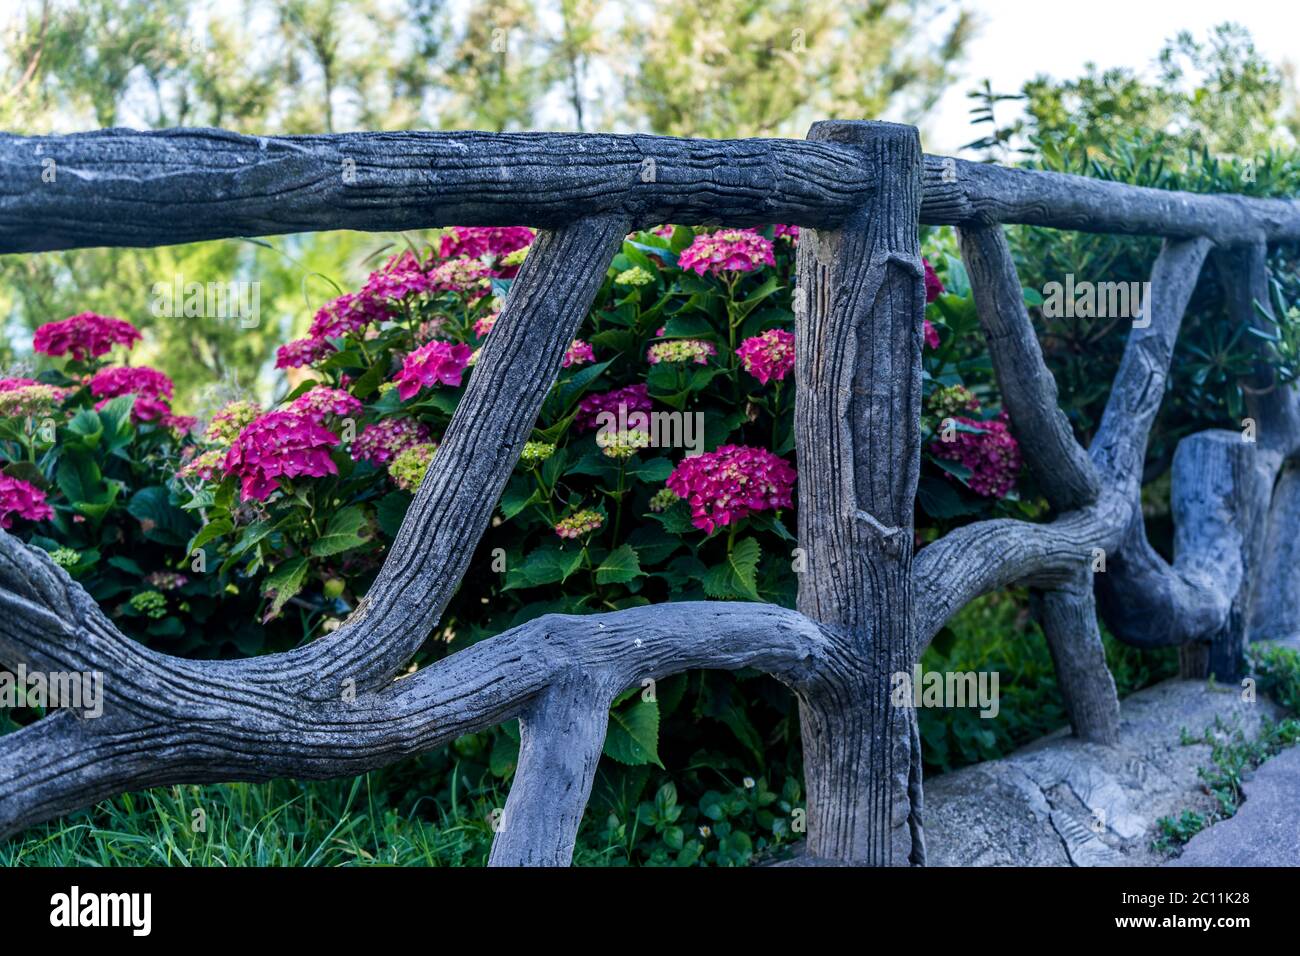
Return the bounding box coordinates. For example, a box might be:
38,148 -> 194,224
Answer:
794,120 -> 925,866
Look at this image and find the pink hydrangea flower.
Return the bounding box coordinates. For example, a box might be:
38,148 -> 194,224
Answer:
0,383 -> 67,417
923,320 -> 940,349
89,366 -> 176,423
351,417 -> 432,465
362,251 -> 435,301
677,229 -> 775,277
0,377 -> 42,391
309,291 -> 393,340
929,412 -> 1021,498
277,336 -> 337,369
34,313 -> 142,361
178,448 -> 225,481
650,225 -> 675,239
89,366 -> 173,401
923,257 -> 944,303
575,383 -> 653,433
773,224 -> 800,242
425,258 -> 493,294
393,341 -> 473,400
666,444 -> 796,533
554,509 -> 603,539
0,473 -> 53,529
164,413 -> 198,435
563,339 -> 595,368
439,226 -> 535,260
223,409 -> 341,502
474,313 -> 499,338
289,386 -> 363,424
146,570 -> 188,591
736,329 -> 795,385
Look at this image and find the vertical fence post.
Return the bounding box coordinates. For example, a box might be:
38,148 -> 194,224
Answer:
794,120 -> 926,865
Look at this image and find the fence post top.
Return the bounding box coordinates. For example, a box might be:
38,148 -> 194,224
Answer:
806,120 -> 920,147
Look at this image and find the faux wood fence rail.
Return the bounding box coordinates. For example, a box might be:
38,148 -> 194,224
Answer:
1,121 -> 1298,866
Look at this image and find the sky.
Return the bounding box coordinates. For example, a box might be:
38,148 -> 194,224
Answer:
927,0 -> 1300,154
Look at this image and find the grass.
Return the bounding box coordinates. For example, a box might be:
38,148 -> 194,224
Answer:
1152,644 -> 1300,857
0,774 -> 500,867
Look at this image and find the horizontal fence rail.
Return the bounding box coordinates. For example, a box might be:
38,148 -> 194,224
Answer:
3,128 -> 1300,253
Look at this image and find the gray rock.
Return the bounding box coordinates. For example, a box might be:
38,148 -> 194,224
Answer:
1166,744 -> 1300,867
922,655 -> 1292,866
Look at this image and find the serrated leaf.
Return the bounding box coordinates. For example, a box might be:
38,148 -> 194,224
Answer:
626,525 -> 681,566
189,518 -> 233,554
702,537 -> 761,601
66,409 -> 104,446
311,506 -> 369,557
596,544 -> 643,585
628,457 -> 674,483
504,542 -> 585,590
375,492 -> 411,538
55,450 -> 102,504
262,556 -> 309,620
128,485 -> 194,546
646,499 -> 696,534
603,697 -> 662,767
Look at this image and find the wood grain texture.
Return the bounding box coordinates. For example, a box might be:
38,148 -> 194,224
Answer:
0,533 -> 842,845
794,120 -> 924,866
4,128 -> 1300,252
923,155 -> 1300,243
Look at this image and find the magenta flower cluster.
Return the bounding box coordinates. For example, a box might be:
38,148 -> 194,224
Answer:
351,417 -> 432,465
929,412 -> 1022,498
677,229 -> 776,277
223,409 -> 341,502
310,291 -> 394,340
575,383 -> 653,432
564,339 -> 595,368
34,313 -> 142,361
89,366 -> 173,401
439,226 -> 535,260
276,336 -> 337,370
666,444 -> 796,533
0,473 -> 53,529
393,341 -> 473,400
736,329 -> 795,385
924,257 -> 944,303
0,377 -> 41,391
289,386 -> 363,424
89,365 -> 176,423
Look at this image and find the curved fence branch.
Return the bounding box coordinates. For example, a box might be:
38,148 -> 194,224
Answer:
267,216 -> 628,697
0,534 -> 839,843
958,223 -> 1100,512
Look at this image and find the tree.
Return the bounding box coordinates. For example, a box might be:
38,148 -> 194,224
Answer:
619,0 -> 973,138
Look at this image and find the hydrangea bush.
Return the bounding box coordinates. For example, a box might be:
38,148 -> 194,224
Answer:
3,224 -> 1032,860
0,314 -> 271,656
